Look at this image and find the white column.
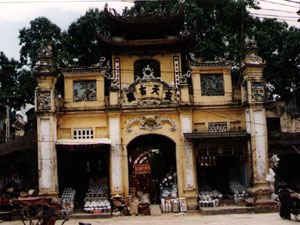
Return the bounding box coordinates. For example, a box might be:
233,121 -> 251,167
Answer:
109,117 -> 122,192
40,119 -> 52,189
253,110 -> 267,180
180,116 -> 195,189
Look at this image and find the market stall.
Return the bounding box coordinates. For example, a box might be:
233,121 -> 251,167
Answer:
57,144 -> 110,213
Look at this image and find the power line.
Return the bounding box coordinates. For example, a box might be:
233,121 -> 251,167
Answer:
0,0 -> 134,3
250,12 -> 299,19
260,0 -> 300,8
251,15 -> 299,22
283,0 -> 300,4
258,8 -> 299,14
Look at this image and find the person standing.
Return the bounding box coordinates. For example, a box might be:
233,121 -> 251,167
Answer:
279,185 -> 292,220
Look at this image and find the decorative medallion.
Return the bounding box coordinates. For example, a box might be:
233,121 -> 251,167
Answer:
142,65 -> 155,78
126,115 -> 176,132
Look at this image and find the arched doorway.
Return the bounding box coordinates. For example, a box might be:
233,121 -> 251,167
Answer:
127,134 -> 176,204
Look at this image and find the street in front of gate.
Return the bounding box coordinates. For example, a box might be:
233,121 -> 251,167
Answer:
1,212 -> 298,225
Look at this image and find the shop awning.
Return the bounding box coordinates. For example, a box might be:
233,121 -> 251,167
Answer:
184,131 -> 250,142
0,129 -> 37,156
56,138 -> 111,146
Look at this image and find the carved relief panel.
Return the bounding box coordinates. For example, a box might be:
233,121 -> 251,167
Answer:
73,80 -> 96,102
37,90 -> 51,111
251,82 -> 264,101
201,74 -> 224,96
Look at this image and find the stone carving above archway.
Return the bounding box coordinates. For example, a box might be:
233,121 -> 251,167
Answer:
126,115 -> 176,132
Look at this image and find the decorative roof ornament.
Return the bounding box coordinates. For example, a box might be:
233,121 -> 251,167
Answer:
34,43 -> 56,76
243,36 -> 266,66
186,53 -> 230,67
38,43 -> 53,59
245,36 -> 257,48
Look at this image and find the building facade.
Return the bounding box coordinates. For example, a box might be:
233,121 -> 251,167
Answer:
34,8 -> 271,209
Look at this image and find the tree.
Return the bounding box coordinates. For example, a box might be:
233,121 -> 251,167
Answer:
253,18 -> 300,102
0,52 -> 18,107
129,0 -> 258,62
59,8 -> 109,67
19,17 -> 62,68
0,52 -> 36,110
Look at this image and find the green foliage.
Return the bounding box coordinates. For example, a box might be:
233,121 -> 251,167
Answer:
59,8 -> 109,67
0,52 -> 36,109
129,0 -> 258,62
19,17 -> 61,67
253,18 -> 300,101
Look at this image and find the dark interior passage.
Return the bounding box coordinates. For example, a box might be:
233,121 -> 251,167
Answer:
127,134 -> 177,203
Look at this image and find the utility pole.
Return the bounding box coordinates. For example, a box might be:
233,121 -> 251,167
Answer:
240,0 -> 245,67
5,98 -> 10,143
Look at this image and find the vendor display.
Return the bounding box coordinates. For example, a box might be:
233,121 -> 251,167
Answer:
159,170 -> 178,198
84,199 -> 111,214
229,180 -> 248,204
198,190 -> 223,207
158,169 -> 186,213
61,187 -> 75,215
160,197 -> 187,212
83,180 -> 111,214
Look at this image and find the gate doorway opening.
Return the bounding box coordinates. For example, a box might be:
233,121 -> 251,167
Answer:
196,145 -> 248,204
57,145 -> 110,210
127,134 -> 176,204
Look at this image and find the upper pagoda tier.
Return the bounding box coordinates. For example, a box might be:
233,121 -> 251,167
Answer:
97,32 -> 196,53
104,6 -> 184,39
99,6 -> 195,53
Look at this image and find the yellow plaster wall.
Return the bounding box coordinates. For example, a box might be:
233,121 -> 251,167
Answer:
113,52 -> 181,88
63,72 -> 105,108
38,76 -> 57,89
192,109 -> 246,132
57,114 -> 108,139
191,66 -> 232,105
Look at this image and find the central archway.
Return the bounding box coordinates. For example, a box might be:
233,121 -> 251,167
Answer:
127,134 -> 176,204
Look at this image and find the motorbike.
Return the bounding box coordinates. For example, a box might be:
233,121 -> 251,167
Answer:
290,193 -> 300,221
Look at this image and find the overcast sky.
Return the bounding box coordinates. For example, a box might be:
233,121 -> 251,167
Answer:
0,0 -> 299,61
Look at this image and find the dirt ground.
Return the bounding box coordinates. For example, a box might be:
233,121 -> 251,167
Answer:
1,212 -> 298,225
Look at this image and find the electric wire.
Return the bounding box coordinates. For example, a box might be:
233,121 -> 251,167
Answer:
256,8 -> 299,14
283,0 -> 300,4
250,12 -> 299,19
260,0 -> 300,8
0,0 -> 135,3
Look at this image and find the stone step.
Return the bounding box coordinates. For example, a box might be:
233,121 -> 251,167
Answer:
200,205 -> 279,215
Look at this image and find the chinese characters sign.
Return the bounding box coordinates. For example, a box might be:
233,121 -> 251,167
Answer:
136,82 -> 163,99
201,74 -> 224,96
123,80 -> 175,105
133,164 -> 151,175
73,80 -> 96,102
